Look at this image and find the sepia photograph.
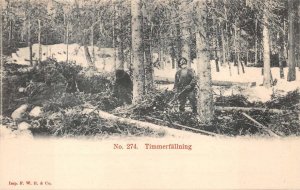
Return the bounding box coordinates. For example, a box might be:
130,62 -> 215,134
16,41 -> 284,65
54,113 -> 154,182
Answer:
0,0 -> 300,189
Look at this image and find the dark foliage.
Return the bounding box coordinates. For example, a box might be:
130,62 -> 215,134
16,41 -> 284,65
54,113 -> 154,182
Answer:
266,90 -> 300,110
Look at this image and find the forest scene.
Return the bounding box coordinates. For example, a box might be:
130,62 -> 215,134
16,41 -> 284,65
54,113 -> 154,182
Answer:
1,0 -> 300,139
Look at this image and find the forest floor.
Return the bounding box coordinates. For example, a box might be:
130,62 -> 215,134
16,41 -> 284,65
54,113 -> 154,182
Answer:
1,43 -> 300,139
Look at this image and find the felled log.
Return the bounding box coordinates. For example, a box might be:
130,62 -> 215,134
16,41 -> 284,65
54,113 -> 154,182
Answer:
83,108 -> 201,138
241,112 -> 280,138
144,116 -> 223,137
212,80 -> 256,87
215,106 -> 292,114
154,76 -> 256,87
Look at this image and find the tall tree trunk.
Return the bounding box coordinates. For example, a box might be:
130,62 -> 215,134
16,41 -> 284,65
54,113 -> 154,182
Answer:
238,27 -> 245,73
63,13 -> 66,43
196,32 -> 214,123
158,30 -> 163,69
28,18 -> 33,66
84,45 -> 93,67
38,19 -> 42,65
144,20 -> 153,92
66,21 -> 69,63
262,11 -> 272,88
221,23 -> 226,66
6,1 -> 12,44
283,19 -> 288,61
117,10 -> 125,70
234,20 -> 240,74
131,0 -> 144,104
214,25 -> 220,72
297,1 -> 300,70
0,1 -> 2,117
91,25 -> 94,62
176,17 -> 182,60
9,20 -> 12,44
180,0 -> 191,67
212,0 -> 219,72
144,42 -> 153,92
91,7 -> 95,61
112,1 -> 116,71
83,32 -> 93,67
278,31 -> 285,79
225,23 -> 232,76
116,4 -> 124,70
287,0 -> 296,81
246,50 -> 248,66
279,51 -> 285,79
254,16 -> 258,66
223,0 -> 231,76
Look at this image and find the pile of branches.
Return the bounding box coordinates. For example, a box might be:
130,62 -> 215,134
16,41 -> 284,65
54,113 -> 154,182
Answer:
2,59 -> 116,115
266,90 -> 300,110
3,59 -> 164,138
29,106 -> 162,138
116,89 -> 299,137
112,90 -> 175,118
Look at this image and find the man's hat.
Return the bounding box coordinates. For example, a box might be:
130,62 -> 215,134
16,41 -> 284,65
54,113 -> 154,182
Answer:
178,57 -> 187,67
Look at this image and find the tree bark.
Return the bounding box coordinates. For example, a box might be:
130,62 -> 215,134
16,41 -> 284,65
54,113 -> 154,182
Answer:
144,22 -> 153,93
234,20 -> 240,74
221,23 -> 226,66
287,0 -> 296,81
216,106 -> 292,114
213,2 -> 220,72
262,11 -> 272,88
196,32 -> 214,123
91,25 -> 94,62
180,0 -> 191,67
226,25 -> 232,76
38,19 -> 42,65
112,1 -> 116,71
175,9 -> 182,61
223,0 -> 231,76
116,4 -> 124,70
131,0 -> 145,104
84,44 -> 93,67
238,27 -> 245,73
297,1 -> 300,70
254,16 -> 258,66
63,13 -> 66,43
82,31 -> 93,67
66,21 -> 69,63
28,18 -> 33,66
214,26 -> 220,72
279,31 -> 285,78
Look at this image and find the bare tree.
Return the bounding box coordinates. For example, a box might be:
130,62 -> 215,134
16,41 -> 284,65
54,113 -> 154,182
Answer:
262,9 -> 272,88
287,0 -> 296,81
131,0 -> 145,104
196,31 -> 214,123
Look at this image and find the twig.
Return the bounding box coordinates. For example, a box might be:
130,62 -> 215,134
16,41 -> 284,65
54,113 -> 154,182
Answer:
241,112 -> 280,138
144,116 -> 223,137
216,106 -> 292,114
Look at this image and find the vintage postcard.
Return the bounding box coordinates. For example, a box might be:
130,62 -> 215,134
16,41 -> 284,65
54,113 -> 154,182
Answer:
1,0 -> 300,189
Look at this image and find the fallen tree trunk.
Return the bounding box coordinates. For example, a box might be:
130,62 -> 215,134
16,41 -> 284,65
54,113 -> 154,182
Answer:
83,108 -> 201,138
241,112 -> 280,138
154,76 -> 256,87
215,106 -> 292,114
144,116 -> 224,137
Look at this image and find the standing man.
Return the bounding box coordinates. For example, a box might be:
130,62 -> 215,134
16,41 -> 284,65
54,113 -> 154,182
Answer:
173,57 -> 197,113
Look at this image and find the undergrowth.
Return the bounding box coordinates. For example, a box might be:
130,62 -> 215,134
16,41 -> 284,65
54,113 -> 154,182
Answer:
2,59 -> 299,138
2,59 -> 163,138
